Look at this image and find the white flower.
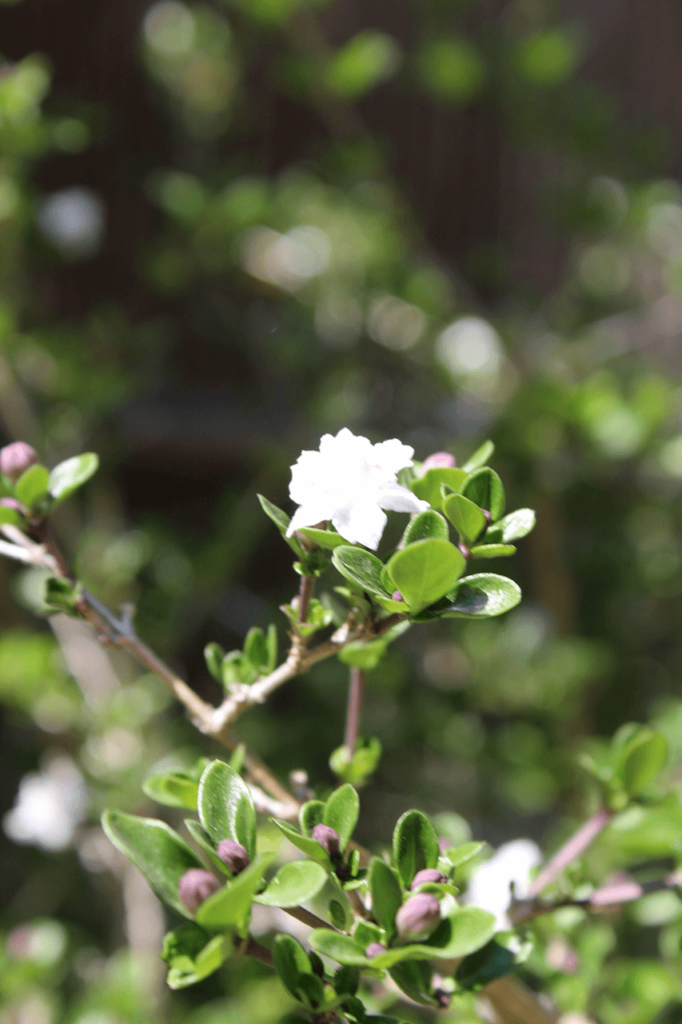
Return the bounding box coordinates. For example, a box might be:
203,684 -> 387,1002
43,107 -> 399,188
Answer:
287,427 -> 429,550
465,839 -> 541,930
3,754 -> 88,852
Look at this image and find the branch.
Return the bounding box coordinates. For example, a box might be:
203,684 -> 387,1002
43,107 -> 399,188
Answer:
210,614 -> 406,741
511,868 -> 682,925
527,807 -> 613,898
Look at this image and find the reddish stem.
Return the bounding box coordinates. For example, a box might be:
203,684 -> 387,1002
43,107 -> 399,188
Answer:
528,806 -> 613,898
344,667 -> 364,753
298,574 -> 314,625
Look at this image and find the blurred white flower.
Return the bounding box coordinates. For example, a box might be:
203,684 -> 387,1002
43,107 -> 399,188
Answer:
287,427 -> 428,550
466,838 -> 541,930
3,755 -> 88,851
37,188 -> 105,258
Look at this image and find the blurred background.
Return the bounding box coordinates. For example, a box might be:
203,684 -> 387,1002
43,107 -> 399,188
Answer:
4,0 -> 682,1021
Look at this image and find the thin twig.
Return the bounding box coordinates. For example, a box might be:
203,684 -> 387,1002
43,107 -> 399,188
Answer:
528,807 -> 613,898
344,667 -> 364,753
283,906 -> 338,931
245,936 -> 273,966
298,574 -> 315,626
511,868 -> 682,925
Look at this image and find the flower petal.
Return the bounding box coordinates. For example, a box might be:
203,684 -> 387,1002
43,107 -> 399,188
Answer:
287,503 -> 336,536
332,502 -> 387,550
377,483 -> 430,515
371,438 -> 415,475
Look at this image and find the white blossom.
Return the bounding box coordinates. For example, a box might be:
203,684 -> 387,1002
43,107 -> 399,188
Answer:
3,755 -> 88,852
287,427 -> 429,550
465,838 -> 541,930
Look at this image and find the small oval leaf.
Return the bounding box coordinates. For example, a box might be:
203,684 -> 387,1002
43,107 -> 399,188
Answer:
255,860 -> 328,907
387,539 -> 465,614
332,546 -> 388,598
324,783 -> 360,851
48,453 -> 99,503
198,760 -> 256,859
392,810 -> 439,887
402,510 -> 449,546
462,467 -> 505,522
102,810 -> 204,919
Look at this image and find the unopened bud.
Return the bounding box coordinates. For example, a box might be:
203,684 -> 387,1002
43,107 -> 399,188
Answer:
216,838 -> 250,875
422,452 -> 456,472
391,590 -> 404,602
0,442 -> 37,483
311,823 -> 341,859
395,893 -> 441,941
410,868 -> 447,890
178,869 -> 220,914
0,498 -> 23,512
365,942 -> 387,959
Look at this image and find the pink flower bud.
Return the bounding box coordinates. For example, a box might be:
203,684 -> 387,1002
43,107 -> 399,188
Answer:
395,893 -> 441,941
0,442 -> 38,483
410,868 -> 448,890
422,452 -> 456,472
391,590 -> 404,602
311,823 -> 341,859
216,838 -> 251,875
365,942 -> 387,958
178,869 -> 220,914
0,498 -> 23,512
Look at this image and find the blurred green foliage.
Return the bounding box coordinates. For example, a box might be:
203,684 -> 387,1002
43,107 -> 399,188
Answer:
4,0 -> 682,1020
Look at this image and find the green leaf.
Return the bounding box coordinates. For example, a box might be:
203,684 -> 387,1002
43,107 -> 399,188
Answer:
416,573 -> 521,620
15,464 -> 49,508
300,800 -> 326,836
461,440 -> 494,473
184,819 -> 232,875
389,960 -> 438,1007
330,736 -> 383,786
462,468 -> 505,521
455,931 -> 534,992
196,853 -> 274,933
44,576 -> 83,615
244,627 -> 267,672
142,772 -> 199,810
162,924 -> 231,989
392,810 -> 439,887
294,598 -> 334,637
443,841 -> 487,869
221,650 -> 257,687
102,810 -> 204,919
617,727 -> 668,797
308,931 -> 370,967
48,453 -> 99,504
255,860 -> 328,907
324,784 -> 359,852
324,31 -> 401,99
273,934 -> 314,1001
411,467 -> 467,510
387,539 -> 465,614
298,526 -> 347,549
334,964 -> 360,996
470,543 -> 516,559
0,504 -> 21,525
310,907 -> 496,968
198,760 -> 256,859
402,510 -> 449,545
368,858 -> 403,939
442,492 -> 486,547
332,546 -> 388,598
272,819 -> 333,871
486,508 -> 536,543
257,494 -> 303,556
330,900 -> 354,932
204,642 -> 226,683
